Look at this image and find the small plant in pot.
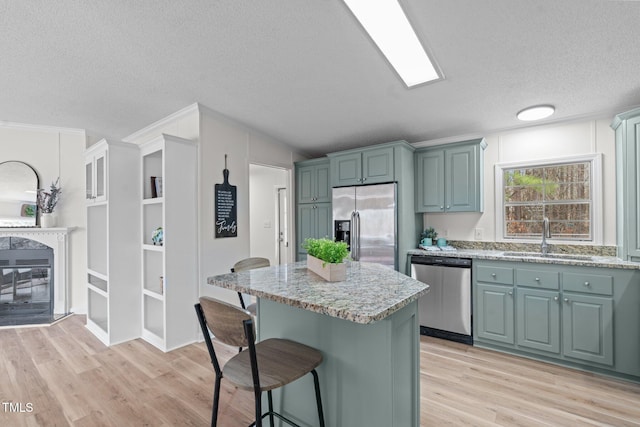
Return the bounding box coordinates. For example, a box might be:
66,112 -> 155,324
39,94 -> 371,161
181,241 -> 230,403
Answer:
303,238 -> 349,282
420,227 -> 438,247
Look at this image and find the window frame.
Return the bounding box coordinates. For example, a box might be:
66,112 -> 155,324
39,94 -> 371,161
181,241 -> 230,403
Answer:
494,153 -> 603,244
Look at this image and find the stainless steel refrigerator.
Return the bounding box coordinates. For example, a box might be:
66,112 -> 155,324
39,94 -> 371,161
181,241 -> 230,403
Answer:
332,183 -> 397,269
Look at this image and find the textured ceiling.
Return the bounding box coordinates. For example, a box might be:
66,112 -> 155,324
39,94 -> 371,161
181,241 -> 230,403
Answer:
1,1 -> 640,156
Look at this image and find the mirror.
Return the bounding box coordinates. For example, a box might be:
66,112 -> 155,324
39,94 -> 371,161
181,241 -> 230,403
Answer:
0,161 -> 39,227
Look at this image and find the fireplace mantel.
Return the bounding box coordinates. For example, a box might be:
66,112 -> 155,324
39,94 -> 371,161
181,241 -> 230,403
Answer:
0,227 -> 75,315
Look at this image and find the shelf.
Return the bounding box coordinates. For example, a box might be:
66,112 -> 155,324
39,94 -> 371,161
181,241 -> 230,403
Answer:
142,244 -> 164,252
143,288 -> 164,301
143,294 -> 164,338
88,283 -> 108,298
143,250 -> 163,295
87,271 -> 108,293
143,203 -> 163,246
88,289 -> 108,334
87,204 -> 107,274
142,197 -> 164,205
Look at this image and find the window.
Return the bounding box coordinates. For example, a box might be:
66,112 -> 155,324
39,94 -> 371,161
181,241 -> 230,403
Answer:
496,154 -> 602,242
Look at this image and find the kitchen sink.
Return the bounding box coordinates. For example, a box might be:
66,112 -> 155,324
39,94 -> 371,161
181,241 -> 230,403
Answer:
501,251 -> 595,261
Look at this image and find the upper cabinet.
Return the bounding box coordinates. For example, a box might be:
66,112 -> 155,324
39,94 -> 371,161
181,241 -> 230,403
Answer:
85,143 -> 107,203
612,107 -> 640,261
295,158 -> 332,260
296,158 -> 331,203
328,145 -> 395,187
415,138 -> 487,213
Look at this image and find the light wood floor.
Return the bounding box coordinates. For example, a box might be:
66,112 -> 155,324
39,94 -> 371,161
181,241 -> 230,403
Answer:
1,315 -> 639,426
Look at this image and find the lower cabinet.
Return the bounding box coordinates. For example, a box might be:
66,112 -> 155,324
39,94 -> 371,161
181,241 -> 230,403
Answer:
562,293 -> 613,366
517,288 -> 561,354
473,260 -> 639,380
296,202 -> 331,259
476,283 -> 514,345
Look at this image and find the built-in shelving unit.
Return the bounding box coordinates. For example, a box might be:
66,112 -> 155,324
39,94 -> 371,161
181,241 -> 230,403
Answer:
85,139 -> 141,346
140,134 -> 198,352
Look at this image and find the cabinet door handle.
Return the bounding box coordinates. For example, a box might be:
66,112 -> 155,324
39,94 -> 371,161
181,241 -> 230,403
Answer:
564,298 -> 570,303
554,296 -> 559,301
535,277 -> 540,282
440,206 -> 444,210
584,281 -> 590,287
362,177 -> 367,182
446,205 -> 450,209
508,291 -> 513,296
491,273 -> 497,278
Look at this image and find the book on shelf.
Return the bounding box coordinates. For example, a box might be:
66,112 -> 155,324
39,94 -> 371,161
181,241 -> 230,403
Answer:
150,176 -> 163,198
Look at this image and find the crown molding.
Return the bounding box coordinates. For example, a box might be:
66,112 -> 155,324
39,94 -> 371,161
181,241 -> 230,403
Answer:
0,121 -> 86,136
122,103 -> 200,143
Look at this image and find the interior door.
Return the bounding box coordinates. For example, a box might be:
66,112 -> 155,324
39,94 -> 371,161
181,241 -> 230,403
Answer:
277,187 -> 288,264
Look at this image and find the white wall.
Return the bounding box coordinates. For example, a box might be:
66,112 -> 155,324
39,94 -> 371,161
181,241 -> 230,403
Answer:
249,164 -> 288,265
418,118 -> 616,246
122,103 -> 305,306
0,124 -> 86,312
197,106 -> 303,304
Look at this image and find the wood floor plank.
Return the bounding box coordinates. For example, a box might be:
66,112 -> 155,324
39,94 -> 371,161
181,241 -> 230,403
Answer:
1,315 -> 640,426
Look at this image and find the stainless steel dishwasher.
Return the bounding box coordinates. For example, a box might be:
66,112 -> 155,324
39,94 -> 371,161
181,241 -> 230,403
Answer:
410,255 -> 472,344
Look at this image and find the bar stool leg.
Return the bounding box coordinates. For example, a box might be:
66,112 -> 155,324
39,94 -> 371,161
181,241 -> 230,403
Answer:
267,391 -> 275,426
212,376 -> 221,427
311,370 -> 325,427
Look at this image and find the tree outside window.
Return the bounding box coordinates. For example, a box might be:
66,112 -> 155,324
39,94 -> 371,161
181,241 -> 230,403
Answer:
503,161 -> 591,240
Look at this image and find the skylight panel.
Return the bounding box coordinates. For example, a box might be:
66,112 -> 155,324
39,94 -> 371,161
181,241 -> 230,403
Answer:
344,0 -> 440,87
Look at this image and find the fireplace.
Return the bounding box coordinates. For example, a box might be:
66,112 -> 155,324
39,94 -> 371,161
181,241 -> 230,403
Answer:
0,228 -> 73,326
0,237 -> 53,325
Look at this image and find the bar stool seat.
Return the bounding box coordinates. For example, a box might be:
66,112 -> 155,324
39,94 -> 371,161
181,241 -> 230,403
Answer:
224,338 -> 322,391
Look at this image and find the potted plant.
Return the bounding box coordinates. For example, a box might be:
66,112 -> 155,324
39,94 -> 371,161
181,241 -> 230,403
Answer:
37,178 -> 62,228
420,227 -> 438,247
303,238 -> 349,281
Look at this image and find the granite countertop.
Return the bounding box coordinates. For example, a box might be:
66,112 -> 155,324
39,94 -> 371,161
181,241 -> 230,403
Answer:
207,261 -> 429,324
408,248 -> 640,270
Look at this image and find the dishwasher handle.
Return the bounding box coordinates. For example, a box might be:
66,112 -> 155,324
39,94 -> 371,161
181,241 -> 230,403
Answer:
410,255 -> 471,268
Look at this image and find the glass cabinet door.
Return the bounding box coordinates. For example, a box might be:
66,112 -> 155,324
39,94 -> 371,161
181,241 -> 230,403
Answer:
85,159 -> 93,200
95,152 -> 106,201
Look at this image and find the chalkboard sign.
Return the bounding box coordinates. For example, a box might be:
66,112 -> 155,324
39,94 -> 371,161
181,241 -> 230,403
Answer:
214,158 -> 237,238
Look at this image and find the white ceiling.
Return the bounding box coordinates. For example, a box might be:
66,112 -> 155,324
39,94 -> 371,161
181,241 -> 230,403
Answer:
1,1 -> 640,157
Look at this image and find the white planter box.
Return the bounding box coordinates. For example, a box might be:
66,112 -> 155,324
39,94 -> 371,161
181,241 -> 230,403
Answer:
306,254 -> 346,282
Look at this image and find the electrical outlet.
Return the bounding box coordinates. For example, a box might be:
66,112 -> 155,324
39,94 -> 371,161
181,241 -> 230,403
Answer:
474,228 -> 484,240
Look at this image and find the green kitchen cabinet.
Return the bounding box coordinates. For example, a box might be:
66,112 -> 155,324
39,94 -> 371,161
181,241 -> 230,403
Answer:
329,145 -> 394,187
475,262 -> 515,345
296,158 -> 331,204
415,138 -> 486,213
296,202 -> 331,257
612,107 -> 640,261
474,260 -> 640,381
517,288 -> 561,354
562,293 -> 613,366
295,158 -> 332,261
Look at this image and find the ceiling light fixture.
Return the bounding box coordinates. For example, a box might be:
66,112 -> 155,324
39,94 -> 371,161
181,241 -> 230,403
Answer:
516,105 -> 555,121
343,0 -> 440,88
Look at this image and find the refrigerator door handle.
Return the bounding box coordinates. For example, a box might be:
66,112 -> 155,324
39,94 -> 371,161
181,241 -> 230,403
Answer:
350,211 -> 357,260
355,211 -> 361,261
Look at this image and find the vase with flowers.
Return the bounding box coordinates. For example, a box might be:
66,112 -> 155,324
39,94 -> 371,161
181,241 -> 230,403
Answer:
37,178 -> 62,227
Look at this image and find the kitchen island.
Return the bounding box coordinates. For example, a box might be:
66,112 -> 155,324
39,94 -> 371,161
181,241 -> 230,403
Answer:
207,260 -> 429,427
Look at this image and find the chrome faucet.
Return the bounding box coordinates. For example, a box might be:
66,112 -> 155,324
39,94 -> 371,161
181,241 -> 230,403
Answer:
541,217 -> 551,255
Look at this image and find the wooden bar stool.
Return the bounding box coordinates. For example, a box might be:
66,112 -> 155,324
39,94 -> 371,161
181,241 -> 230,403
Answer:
195,296 -> 325,427
231,257 -> 270,316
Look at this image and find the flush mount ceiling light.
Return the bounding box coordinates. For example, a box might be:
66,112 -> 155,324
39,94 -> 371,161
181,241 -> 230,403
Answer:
517,105 -> 555,121
343,0 -> 441,87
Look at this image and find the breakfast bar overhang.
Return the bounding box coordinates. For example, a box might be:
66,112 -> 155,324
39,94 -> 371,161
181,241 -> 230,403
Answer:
207,261 -> 430,426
